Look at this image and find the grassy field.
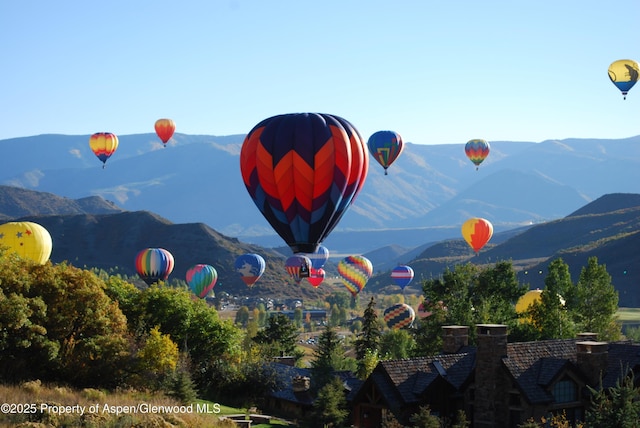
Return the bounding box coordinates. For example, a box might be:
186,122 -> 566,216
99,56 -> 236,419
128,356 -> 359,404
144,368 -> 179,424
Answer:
617,307 -> 640,322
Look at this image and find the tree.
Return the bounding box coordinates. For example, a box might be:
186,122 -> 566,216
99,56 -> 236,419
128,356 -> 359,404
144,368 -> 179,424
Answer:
311,324 -> 353,389
355,297 -> 381,378
253,312 -> 298,358
530,259 -> 576,339
409,405 -> 441,428
380,329 -> 415,360
571,257 -> 620,341
235,306 -> 250,327
309,376 -> 349,428
586,370 -> 640,427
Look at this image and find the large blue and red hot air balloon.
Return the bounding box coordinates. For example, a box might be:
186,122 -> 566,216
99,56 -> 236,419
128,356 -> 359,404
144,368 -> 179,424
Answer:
367,130 -> 404,175
135,248 -> 175,286
383,303 -> 416,330
234,253 -> 266,288
186,264 -> 218,299
338,255 -> 373,297
391,265 -> 414,290
464,139 -> 490,170
240,113 -> 369,255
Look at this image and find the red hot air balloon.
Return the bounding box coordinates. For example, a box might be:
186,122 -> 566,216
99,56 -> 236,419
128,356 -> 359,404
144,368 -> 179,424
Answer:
155,119 -> 175,146
240,113 -> 369,255
461,217 -> 493,253
135,247 -> 175,286
367,130 -> 404,175
307,268 -> 325,288
89,132 -> 119,168
464,139 -> 490,170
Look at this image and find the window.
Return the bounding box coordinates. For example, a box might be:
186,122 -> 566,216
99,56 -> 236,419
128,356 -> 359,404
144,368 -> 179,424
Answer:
553,379 -> 577,403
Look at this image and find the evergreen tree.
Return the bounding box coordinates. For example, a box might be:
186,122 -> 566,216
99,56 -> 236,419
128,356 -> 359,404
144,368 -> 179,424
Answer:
311,324 -> 348,389
253,312 -> 299,357
355,297 -> 381,377
586,371 -> 640,427
309,376 -> 349,428
572,257 -> 620,341
409,405 -> 441,428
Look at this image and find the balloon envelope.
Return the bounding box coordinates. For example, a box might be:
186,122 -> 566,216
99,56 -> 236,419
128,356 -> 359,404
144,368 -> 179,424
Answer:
338,255 -> 373,297
155,118 -> 176,145
608,59 -> 639,99
391,265 -> 414,289
285,254 -> 311,283
465,139 -> 490,169
186,264 -> 218,298
367,130 -> 404,175
89,132 -> 119,167
383,303 -> 415,329
0,221 -> 52,265
307,267 -> 325,287
305,245 -> 330,270
461,218 -> 493,253
135,248 -> 175,286
234,253 -> 266,288
240,113 -> 369,254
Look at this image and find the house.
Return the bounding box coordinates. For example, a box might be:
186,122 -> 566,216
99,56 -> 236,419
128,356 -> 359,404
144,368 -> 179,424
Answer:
350,324 -> 640,427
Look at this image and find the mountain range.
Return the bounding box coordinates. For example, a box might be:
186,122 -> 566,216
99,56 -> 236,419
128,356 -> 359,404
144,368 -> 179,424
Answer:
0,185 -> 638,306
2,133 -> 639,254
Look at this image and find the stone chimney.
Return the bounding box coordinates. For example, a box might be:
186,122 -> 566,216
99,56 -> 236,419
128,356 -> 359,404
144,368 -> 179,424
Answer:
474,324 -> 509,428
442,325 -> 469,353
576,332 -> 598,342
292,375 -> 311,392
576,341 -> 608,386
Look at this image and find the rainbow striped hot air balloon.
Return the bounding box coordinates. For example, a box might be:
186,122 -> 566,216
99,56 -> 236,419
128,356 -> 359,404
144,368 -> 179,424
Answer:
367,130 -> 404,175
0,221 -> 52,265
461,218 -> 493,253
240,113 -> 368,254
464,139 -> 490,170
383,303 -> 415,330
391,265 -> 414,290
186,264 -> 218,299
89,132 -> 119,168
338,255 -> 373,297
135,248 -> 175,286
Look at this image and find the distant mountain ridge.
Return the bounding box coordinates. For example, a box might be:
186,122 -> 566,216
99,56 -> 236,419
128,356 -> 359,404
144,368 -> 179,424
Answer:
0,187 -> 637,305
1,133 -> 639,253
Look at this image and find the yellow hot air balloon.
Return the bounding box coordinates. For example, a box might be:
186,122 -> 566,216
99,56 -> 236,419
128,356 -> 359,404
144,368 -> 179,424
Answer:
89,132 -> 119,168
0,221 -> 53,265
515,289 -> 565,323
461,217 -> 493,253
608,59 -> 639,99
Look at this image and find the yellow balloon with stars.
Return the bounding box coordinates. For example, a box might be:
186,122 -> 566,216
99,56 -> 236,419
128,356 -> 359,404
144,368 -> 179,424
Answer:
0,221 -> 52,265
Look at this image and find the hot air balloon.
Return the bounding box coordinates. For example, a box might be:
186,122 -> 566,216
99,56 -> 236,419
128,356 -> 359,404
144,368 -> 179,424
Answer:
285,254 -> 311,283
465,139 -> 490,170
234,253 -> 266,288
307,268 -> 325,288
305,245 -> 330,270
89,132 -> 119,168
391,265 -> 414,290
240,113 -> 369,255
337,255 -> 373,297
155,118 -> 176,146
608,59 -> 639,99
515,289 -> 565,323
461,218 -> 493,253
0,221 -> 52,265
186,264 -> 218,299
135,248 -> 174,286
383,303 -> 415,329
367,130 -> 404,175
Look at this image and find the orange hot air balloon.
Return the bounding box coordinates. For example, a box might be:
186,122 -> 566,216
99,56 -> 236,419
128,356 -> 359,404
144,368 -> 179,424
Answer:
89,132 -> 119,168
461,217 -> 493,253
155,118 -> 176,146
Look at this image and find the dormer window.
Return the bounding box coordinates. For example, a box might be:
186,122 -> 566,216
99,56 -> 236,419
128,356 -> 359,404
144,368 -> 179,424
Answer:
553,378 -> 577,403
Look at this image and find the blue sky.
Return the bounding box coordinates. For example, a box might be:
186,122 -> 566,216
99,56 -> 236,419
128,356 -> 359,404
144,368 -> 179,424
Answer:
2,1 -> 638,145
